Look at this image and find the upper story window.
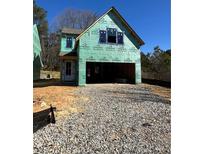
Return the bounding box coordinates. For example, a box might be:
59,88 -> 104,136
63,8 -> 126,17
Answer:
99,28 -> 124,45
107,28 -> 117,43
66,37 -> 72,48
99,30 -> 106,43
117,32 -> 124,44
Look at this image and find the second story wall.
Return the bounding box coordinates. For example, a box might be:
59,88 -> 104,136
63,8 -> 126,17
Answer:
78,11 -> 141,64
60,34 -> 77,53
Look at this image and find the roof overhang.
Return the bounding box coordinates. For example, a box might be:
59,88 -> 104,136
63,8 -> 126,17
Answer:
59,51 -> 77,57
61,28 -> 82,35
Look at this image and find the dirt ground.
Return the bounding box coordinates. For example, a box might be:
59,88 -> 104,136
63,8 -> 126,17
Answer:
140,83 -> 171,101
33,85 -> 89,120
33,83 -> 170,120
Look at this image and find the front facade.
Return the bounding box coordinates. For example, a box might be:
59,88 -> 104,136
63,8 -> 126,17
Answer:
59,7 -> 144,86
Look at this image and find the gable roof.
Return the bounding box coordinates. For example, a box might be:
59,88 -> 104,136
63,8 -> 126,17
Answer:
76,6 -> 145,46
61,28 -> 83,35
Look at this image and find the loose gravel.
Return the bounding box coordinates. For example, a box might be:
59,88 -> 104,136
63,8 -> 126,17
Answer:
33,84 -> 171,154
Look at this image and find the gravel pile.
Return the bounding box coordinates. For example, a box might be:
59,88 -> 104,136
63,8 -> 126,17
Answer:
33,84 -> 171,154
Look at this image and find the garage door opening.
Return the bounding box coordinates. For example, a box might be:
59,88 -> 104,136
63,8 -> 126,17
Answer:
86,62 -> 135,84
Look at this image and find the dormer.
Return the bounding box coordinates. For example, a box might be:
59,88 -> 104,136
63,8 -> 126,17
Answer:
60,28 -> 82,53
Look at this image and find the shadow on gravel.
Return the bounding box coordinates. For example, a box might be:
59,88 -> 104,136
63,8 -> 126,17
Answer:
106,89 -> 171,105
33,106 -> 56,133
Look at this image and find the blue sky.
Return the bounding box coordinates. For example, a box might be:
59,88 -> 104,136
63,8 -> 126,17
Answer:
36,0 -> 170,53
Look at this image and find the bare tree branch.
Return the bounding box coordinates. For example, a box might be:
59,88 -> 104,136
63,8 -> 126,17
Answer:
50,8 -> 98,32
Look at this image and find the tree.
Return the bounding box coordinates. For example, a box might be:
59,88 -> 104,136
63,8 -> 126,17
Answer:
141,46 -> 171,73
33,0 -> 48,36
150,46 -> 171,73
50,8 -> 98,32
41,32 -> 61,71
165,49 -> 171,55
141,52 -> 152,72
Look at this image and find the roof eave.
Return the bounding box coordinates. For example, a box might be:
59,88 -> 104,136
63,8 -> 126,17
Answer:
111,7 -> 145,46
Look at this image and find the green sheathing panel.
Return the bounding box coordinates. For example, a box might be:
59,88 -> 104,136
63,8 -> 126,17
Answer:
135,56 -> 142,83
33,24 -> 42,58
33,24 -> 42,80
78,11 -> 141,86
60,34 -> 76,53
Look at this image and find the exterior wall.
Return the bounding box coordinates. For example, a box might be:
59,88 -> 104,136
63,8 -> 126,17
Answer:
60,34 -> 77,53
78,11 -> 141,86
60,34 -> 78,83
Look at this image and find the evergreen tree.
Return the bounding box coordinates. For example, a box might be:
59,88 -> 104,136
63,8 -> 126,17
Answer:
33,0 -> 48,36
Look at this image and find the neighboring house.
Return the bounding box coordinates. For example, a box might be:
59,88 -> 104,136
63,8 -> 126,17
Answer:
59,7 -> 144,86
33,24 -> 43,80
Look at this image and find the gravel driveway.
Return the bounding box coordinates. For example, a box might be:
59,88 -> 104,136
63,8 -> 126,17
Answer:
33,84 -> 171,154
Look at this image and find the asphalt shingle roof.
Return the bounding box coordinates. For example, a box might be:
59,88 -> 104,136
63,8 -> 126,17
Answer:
61,28 -> 83,35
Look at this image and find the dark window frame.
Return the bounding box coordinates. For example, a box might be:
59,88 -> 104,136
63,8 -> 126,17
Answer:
107,28 -> 117,44
99,28 -> 124,45
99,30 -> 107,43
66,37 -> 72,48
117,32 -> 124,44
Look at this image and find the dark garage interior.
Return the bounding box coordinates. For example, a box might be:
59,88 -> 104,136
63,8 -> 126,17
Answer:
86,62 -> 135,84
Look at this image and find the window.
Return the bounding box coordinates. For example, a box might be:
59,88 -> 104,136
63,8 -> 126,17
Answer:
66,62 -> 71,75
99,28 -> 124,45
117,32 -> 124,44
107,28 -> 117,43
66,37 -> 72,48
99,30 -> 106,43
